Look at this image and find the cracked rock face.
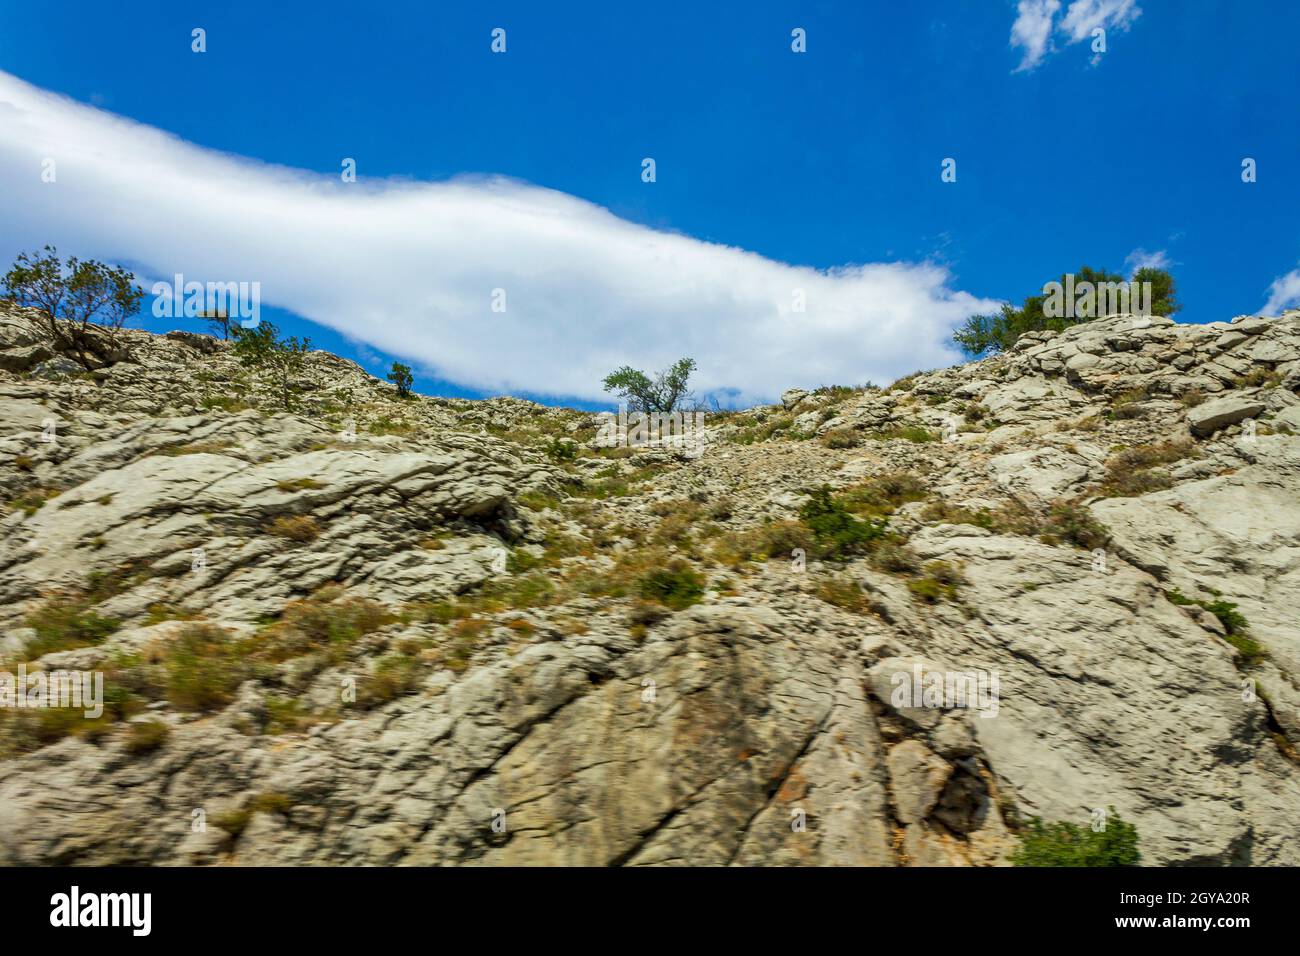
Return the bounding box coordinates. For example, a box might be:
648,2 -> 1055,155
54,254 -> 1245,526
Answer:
1,303 -> 1299,866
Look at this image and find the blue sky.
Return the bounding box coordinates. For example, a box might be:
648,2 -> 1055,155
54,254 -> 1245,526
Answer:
2,1 -> 1298,407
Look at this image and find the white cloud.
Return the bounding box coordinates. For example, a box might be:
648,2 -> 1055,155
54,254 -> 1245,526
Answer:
1124,247 -> 1170,274
1262,267 -> 1300,316
1011,0 -> 1141,72
1011,0 -> 1062,72
0,71 -> 998,407
1058,0 -> 1141,43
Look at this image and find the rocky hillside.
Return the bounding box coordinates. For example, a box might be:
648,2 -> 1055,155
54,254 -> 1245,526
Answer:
1,301 -> 1298,866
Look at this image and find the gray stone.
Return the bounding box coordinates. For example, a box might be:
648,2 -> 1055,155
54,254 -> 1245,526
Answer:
1187,395 -> 1267,436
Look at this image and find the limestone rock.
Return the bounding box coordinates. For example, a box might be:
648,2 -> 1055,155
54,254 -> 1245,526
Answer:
1,300 -> 1299,868
1188,395 -> 1267,437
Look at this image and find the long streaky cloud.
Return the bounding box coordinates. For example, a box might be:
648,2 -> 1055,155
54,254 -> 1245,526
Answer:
0,70 -> 997,405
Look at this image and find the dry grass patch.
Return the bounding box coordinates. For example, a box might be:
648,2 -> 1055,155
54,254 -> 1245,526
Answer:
265,514 -> 322,541
1098,440 -> 1196,497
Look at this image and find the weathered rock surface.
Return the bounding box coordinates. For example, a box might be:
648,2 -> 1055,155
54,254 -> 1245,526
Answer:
1,302 -> 1298,866
1188,395 -> 1267,437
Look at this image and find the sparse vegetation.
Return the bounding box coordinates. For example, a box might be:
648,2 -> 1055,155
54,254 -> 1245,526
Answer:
444,617 -> 487,672
517,489 -> 561,511
1011,808 -> 1140,867
814,575 -> 874,614
258,589 -> 395,663
24,594 -> 121,658
155,441 -> 232,457
871,425 -> 938,444
728,413 -> 795,445
213,792 -> 295,837
143,602 -> 200,626
1234,367 -> 1284,389
799,486 -> 889,559
266,514 -> 322,542
1098,440 -> 1196,497
838,472 -> 928,518
920,497 -> 1107,551
275,477 -> 326,492
362,653 -> 424,704
5,487 -> 59,516
821,427 -> 861,449
1165,590 -> 1262,662
122,719 -> 170,755
812,383 -> 875,400
367,415 -> 417,436
164,624 -> 248,711
637,560 -> 705,610
713,520 -> 814,568
544,436 -> 579,463
1108,387 -> 1150,420
906,560 -> 966,604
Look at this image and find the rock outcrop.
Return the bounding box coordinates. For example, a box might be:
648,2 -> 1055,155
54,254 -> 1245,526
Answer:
1,302 -> 1298,866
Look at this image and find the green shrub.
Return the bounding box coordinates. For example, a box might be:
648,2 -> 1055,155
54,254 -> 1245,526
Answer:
1099,440 -> 1195,497
1011,808 -> 1141,867
1223,631 -> 1266,663
838,472 -> 928,518
821,427 -> 861,449
260,590 -> 395,663
812,383 -> 875,399
200,394 -> 251,413
799,486 -> 888,559
544,437 -> 579,463
362,654 -> 424,705
263,696 -> 317,735
1038,501 -> 1109,551
712,520 -> 814,567
637,560 -> 705,610
24,596 -> 120,658
1234,368 -> 1283,389
814,575 -> 872,613
1202,598 -> 1249,637
906,561 -> 966,604
871,542 -> 922,574
213,792 -> 294,837
367,415 -> 417,436
165,624 -> 248,711
1167,591 -> 1262,662
517,489 -> 561,511
123,719 -> 170,755
445,618 -> 487,672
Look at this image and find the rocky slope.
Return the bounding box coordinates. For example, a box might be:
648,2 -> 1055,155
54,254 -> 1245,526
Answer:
1,301 -> 1298,866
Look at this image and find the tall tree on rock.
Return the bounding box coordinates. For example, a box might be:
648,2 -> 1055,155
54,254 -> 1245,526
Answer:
2,245 -> 143,369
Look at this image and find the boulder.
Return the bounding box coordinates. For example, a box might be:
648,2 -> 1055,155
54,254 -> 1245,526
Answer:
1187,395 -> 1266,436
